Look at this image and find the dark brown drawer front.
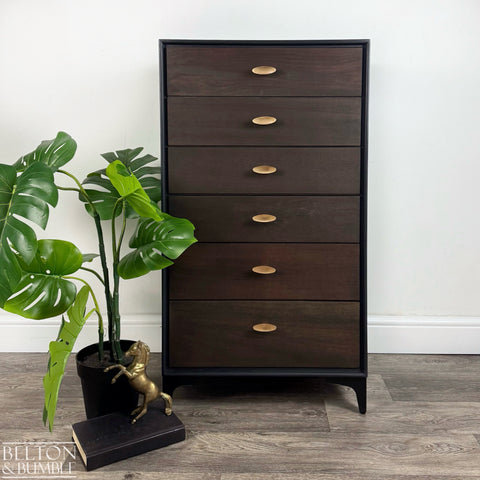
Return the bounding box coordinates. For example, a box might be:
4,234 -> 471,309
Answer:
167,97 -> 362,146
169,243 -> 359,300
169,301 -> 360,368
168,147 -> 360,194
169,196 -> 359,243
166,46 -> 363,97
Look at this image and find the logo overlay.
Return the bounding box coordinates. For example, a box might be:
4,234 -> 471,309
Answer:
1,442 -> 76,479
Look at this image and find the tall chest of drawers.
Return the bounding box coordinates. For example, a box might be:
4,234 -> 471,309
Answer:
159,40 -> 369,413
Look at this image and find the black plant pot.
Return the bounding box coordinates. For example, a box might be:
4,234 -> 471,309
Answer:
76,340 -> 139,419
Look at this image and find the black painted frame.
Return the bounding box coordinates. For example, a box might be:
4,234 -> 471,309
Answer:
159,39 -> 369,413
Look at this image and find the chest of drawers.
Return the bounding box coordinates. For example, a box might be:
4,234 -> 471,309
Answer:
159,40 -> 369,413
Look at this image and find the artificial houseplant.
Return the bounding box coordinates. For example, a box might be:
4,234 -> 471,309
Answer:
0,132 -> 196,430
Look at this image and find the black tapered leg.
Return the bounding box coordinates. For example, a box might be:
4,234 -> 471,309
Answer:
163,375 -> 367,413
328,377 -> 367,414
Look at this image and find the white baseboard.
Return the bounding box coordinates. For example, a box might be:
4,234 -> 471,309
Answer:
0,314 -> 162,353
1,314 -> 480,354
368,315 -> 480,354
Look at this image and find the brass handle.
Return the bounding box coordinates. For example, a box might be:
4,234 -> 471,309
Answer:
252,116 -> 277,126
252,265 -> 276,275
253,323 -> 277,333
252,165 -> 277,175
252,214 -> 276,223
251,66 -> 277,75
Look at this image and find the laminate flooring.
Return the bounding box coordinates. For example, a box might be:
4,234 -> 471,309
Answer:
1,353 -> 480,479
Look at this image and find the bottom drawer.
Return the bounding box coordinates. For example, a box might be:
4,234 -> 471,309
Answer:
168,301 -> 360,368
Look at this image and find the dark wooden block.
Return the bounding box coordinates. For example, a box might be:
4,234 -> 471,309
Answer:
72,404 -> 185,471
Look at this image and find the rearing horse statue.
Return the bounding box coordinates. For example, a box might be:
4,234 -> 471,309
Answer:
104,340 -> 172,424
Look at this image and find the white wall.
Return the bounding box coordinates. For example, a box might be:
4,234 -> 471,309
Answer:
1,0 -> 480,353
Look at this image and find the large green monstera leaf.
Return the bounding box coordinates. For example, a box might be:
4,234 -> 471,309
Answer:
0,162 -> 58,262
81,148 -> 160,220
0,132 -> 77,307
0,163 -> 58,306
14,131 -> 77,172
118,215 -> 197,279
4,240 -> 83,319
43,285 -> 91,431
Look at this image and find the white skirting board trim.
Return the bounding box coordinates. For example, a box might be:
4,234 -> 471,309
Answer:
1,314 -> 480,354
0,314 -> 162,353
368,315 -> 480,354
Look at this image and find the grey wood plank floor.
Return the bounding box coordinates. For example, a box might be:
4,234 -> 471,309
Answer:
1,353 -> 480,479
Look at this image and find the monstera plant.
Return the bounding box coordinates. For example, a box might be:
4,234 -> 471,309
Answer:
0,132 -> 196,430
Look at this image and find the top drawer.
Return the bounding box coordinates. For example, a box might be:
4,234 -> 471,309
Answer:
166,46 -> 363,97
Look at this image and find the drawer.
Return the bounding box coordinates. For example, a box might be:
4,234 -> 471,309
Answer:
168,147 -> 360,194
166,46 -> 363,97
169,243 -> 359,300
169,196 -> 359,243
169,300 -> 360,368
167,97 -> 362,146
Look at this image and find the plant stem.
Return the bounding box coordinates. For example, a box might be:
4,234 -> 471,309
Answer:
117,206 -> 128,256
79,266 -> 105,285
58,170 -> 113,361
110,199 -> 125,363
57,170 -> 90,198
115,208 -> 127,355
57,186 -> 82,193
93,212 -> 116,362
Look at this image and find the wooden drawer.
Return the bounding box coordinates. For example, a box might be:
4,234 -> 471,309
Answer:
166,46 -> 363,97
169,300 -> 360,368
167,97 -> 362,146
169,243 -> 359,300
169,196 -> 359,243
168,147 -> 360,194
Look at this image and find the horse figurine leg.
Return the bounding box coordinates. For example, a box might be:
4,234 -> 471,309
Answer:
104,364 -> 132,383
160,392 -> 173,416
130,387 -> 173,424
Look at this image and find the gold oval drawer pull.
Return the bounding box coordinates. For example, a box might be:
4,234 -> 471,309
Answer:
252,165 -> 277,175
252,116 -> 277,126
252,214 -> 276,223
253,323 -> 277,333
252,265 -> 276,275
251,66 -> 277,75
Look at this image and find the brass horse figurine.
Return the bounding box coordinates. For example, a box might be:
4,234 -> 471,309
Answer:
104,341 -> 172,424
